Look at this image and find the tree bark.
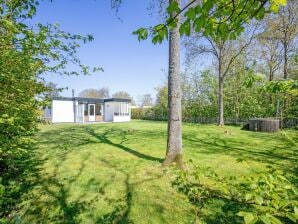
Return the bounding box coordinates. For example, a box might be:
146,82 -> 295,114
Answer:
163,0 -> 183,168
269,64 -> 274,81
283,41 -> 288,79
218,48 -> 224,126
218,75 -> 224,126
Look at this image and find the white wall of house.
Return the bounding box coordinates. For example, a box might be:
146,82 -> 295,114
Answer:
104,101 -> 131,122
113,102 -> 131,122
113,115 -> 130,122
104,102 -> 115,122
49,99 -> 130,123
52,100 -> 74,123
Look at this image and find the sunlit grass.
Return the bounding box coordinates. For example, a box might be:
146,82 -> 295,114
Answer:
13,120 -> 297,223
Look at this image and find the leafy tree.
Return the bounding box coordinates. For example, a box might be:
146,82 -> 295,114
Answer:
275,0 -> 298,79
141,94 -> 154,106
41,82 -> 63,99
79,88 -> 110,98
257,25 -> 283,81
162,0 -> 183,167
154,83 -> 168,119
224,64 -> 271,119
112,91 -> 136,105
134,0 -> 288,165
185,28 -> 256,125
181,70 -> 217,119
112,90 -> 131,99
0,0 -> 99,218
253,0 -> 298,81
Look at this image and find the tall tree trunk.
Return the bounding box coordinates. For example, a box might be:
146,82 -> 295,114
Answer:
218,50 -> 224,126
269,65 -> 274,104
218,75 -> 224,126
163,0 -> 183,168
283,41 -> 288,79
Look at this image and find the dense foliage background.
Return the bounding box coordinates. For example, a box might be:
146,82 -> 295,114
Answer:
0,0 -> 98,220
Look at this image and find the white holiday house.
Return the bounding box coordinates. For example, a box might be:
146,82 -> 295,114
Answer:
44,97 -> 131,123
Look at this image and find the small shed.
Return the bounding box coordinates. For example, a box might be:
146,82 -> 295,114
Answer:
249,118 -> 280,132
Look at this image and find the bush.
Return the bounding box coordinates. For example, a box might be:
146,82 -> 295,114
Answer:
171,162 -> 297,223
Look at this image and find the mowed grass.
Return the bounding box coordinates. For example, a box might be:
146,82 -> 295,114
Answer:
14,120 -> 297,223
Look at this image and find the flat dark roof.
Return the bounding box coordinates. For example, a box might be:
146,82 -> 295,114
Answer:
104,98 -> 131,103
52,97 -> 131,103
75,97 -> 104,103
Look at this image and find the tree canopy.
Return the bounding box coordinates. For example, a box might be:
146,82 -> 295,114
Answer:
134,0 -> 287,43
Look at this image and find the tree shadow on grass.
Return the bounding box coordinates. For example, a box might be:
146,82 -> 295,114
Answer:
85,127 -> 163,163
182,132 -> 298,186
37,125 -> 163,164
0,143 -> 45,221
6,125 -> 165,223
96,158 -> 163,224
16,148 -> 92,223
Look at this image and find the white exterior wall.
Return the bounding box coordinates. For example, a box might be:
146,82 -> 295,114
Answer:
104,102 -> 114,122
52,100 -> 74,123
104,101 -> 131,122
113,115 -> 130,122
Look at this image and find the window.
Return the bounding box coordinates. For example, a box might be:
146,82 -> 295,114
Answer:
95,103 -> 102,115
84,104 -> 88,116
89,104 -> 95,116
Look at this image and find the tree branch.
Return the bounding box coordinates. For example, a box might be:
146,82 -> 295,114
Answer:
223,26 -> 258,77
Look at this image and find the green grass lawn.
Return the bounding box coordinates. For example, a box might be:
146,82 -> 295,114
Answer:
12,120 -> 297,223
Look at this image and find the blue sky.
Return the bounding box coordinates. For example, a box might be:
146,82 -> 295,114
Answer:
34,0 -> 169,101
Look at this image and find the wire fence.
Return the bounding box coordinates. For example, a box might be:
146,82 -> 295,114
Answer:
132,115 -> 298,129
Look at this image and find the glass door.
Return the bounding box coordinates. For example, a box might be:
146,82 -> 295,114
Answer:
88,104 -> 95,122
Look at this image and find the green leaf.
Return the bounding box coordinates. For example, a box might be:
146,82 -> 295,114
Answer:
274,0 -> 287,6
167,18 -> 178,30
167,1 -> 180,15
193,18 -> 204,32
185,7 -> 196,20
202,0 -> 213,13
132,28 -> 148,41
245,193 -> 253,201
259,215 -> 271,224
286,213 -> 297,223
179,21 -> 191,36
256,7 -> 266,20
255,195 -> 263,205
267,215 -> 282,224
218,23 -> 228,35
269,3 -> 280,13
245,214 -> 258,224
237,212 -> 258,224
152,35 -> 162,44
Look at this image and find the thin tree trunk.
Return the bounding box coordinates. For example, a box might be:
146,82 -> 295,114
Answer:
269,65 -> 274,104
269,65 -> 274,81
283,41 -> 288,79
218,49 -> 224,126
163,0 -> 183,168
283,40 -> 289,111
218,75 -> 224,126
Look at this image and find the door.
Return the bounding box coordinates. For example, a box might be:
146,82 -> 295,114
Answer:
88,104 -> 95,122
78,104 -> 83,123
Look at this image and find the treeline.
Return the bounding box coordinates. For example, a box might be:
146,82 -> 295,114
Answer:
132,0 -> 298,126
0,1 -> 97,220
132,71 -> 298,125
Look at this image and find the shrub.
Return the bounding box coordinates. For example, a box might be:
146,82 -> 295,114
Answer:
171,162 -> 297,223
